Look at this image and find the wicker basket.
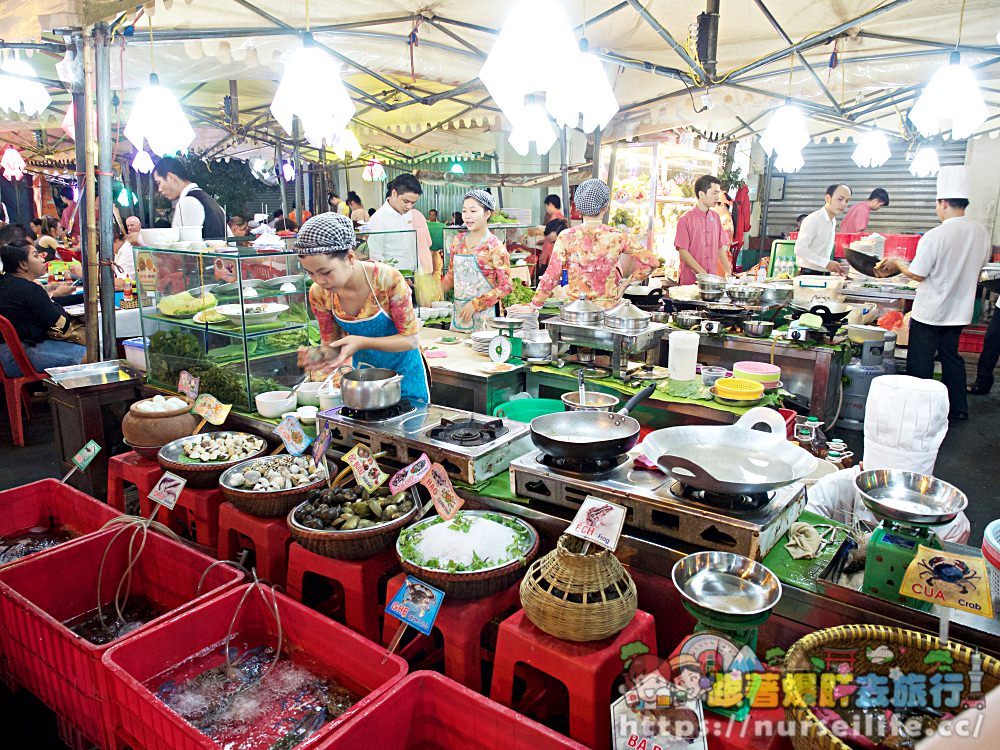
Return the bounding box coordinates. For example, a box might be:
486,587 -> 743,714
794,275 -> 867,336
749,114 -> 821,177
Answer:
519,534 -> 637,642
783,624 -> 1000,750
219,456 -> 327,517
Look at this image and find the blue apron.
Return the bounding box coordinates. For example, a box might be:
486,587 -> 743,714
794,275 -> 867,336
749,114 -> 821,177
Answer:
333,267 -> 430,405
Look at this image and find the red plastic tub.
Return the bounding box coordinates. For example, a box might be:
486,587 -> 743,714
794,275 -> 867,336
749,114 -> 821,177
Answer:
102,583 -> 408,750
0,528 -> 243,749
959,325 -> 987,354
318,671 -> 588,749
778,408 -> 797,440
0,479 -> 120,569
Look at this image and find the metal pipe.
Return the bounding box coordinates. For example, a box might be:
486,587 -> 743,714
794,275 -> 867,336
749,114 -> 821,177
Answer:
759,152 -> 774,248
591,127 -> 602,179
276,143 -> 288,222
697,0 -> 720,79
94,23 -> 116,358
424,18 -> 486,58
602,140 -> 618,223
292,117 -> 304,224
626,0 -> 709,82
574,2 -> 629,33
0,41 -> 66,52
592,51 -> 692,82
559,126 -> 570,223
857,31 -> 1000,55
81,33 -> 100,362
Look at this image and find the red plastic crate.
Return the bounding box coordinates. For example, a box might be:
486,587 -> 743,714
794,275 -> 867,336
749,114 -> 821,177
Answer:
102,583 -> 408,750
959,325 -> 987,354
0,479 -> 120,570
778,408 -> 797,440
0,528 -> 243,749
881,234 -> 920,261
318,671 -> 589,749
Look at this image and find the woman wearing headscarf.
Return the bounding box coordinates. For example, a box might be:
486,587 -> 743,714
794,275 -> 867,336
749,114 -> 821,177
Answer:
509,179 -> 659,313
441,189 -> 513,332
294,213 -> 430,405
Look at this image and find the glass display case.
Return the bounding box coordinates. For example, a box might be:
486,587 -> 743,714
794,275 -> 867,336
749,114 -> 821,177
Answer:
354,228 -> 418,277
134,243 -> 316,413
601,143 -> 719,281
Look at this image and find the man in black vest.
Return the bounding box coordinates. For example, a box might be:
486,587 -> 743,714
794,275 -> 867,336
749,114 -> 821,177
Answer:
153,157 -> 227,240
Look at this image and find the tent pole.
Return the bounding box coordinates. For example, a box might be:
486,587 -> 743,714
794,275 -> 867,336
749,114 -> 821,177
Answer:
759,152 -> 774,249
626,0 -> 709,83
276,143 -> 289,222
81,32 -> 100,363
95,22 -> 116,359
591,128 -> 602,179
292,118 -> 304,223
559,127 -> 570,222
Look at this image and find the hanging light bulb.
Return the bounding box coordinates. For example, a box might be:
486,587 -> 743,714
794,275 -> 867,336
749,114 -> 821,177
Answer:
271,38 -> 356,148
909,52 -> 987,139
774,150 -> 805,174
329,129 -> 362,160
132,151 -> 155,174
116,186 -> 138,207
449,162 -> 465,174
1,146 -> 27,180
61,103 -> 76,140
124,73 -> 196,156
909,146 -> 940,178
0,54 -> 51,116
281,161 -> 295,181
760,102 -> 810,172
852,128 -> 892,168
362,160 -> 386,182
507,102 -> 558,157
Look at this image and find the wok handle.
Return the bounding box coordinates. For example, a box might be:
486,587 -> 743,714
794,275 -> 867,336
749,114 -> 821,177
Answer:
734,407 -> 789,437
619,383 -> 657,416
656,454 -> 716,485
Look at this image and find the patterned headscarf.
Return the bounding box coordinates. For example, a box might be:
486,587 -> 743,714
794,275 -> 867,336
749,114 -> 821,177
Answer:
574,178 -> 611,216
294,212 -> 356,255
463,189 -> 496,212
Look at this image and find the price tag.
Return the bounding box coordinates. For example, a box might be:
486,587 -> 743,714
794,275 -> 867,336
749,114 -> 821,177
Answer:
71,439 -> 102,472
273,415 -> 312,456
565,495 -> 627,551
191,394 -> 231,426
148,471 -> 187,510
384,576 -> 445,637
900,545 -> 994,619
419,463 -> 463,521
311,423 -> 332,466
178,370 -> 200,400
389,453 -> 432,495
343,444 -> 388,492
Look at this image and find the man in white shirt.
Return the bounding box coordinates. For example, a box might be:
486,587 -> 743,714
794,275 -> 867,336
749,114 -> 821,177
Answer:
794,184 -> 851,275
366,173 -> 429,273
153,157 -> 228,239
879,166 -> 990,420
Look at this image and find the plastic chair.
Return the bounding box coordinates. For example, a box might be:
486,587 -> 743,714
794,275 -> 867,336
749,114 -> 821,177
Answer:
0,315 -> 48,447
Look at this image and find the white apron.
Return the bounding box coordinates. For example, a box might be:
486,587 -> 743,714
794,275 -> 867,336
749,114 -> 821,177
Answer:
451,234 -> 497,333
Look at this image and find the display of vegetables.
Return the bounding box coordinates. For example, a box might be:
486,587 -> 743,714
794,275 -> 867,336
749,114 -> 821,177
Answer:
488,210 -> 519,225
502,278 -> 536,308
158,291 -> 218,317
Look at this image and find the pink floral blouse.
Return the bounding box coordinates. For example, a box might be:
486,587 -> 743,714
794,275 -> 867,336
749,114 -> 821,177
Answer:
531,221 -> 659,308
442,231 -> 514,313
309,261 -> 419,343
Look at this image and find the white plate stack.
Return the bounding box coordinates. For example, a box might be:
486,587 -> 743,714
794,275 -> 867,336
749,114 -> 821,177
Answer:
506,308 -> 539,331
470,331 -> 495,354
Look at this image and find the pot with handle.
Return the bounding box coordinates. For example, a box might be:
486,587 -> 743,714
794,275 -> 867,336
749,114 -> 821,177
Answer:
530,384 -> 657,461
338,364 -> 404,410
642,407 -> 817,495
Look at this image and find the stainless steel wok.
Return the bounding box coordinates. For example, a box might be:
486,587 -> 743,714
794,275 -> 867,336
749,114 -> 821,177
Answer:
642,407 -> 817,495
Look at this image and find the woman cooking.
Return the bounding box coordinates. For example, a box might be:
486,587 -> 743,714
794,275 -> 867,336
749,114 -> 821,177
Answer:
441,189 -> 513,332
295,213 -> 430,405
509,179 -> 659,313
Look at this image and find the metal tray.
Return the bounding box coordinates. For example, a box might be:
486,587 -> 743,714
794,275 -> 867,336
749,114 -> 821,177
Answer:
45,360 -> 141,388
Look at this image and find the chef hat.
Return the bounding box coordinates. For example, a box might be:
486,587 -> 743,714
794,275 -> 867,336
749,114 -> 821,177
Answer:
936,165 -> 971,200
574,178 -> 611,216
863,375 -> 949,475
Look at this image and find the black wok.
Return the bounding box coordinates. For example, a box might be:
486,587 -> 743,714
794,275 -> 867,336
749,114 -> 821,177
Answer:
845,247 -> 878,277
530,384 -> 656,461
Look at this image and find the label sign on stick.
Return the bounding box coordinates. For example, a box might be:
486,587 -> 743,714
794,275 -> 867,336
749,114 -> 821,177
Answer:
900,545 -> 994,618
311,423 -> 332,466
384,576 -> 445,637
177,371 -> 200,400
273,415 -> 312,456
71,440 -> 102,472
566,495 -> 627,551
148,471 -> 187,510
419,463 -> 464,520
343,444 -> 389,492
191,394 -> 231,426
389,453 -> 432,496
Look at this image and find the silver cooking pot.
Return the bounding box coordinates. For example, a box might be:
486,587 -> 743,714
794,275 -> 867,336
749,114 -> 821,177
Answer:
337,365 -> 404,410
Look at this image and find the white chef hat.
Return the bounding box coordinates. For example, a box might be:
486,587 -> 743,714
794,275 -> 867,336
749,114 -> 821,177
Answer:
863,375 -> 949,475
936,165 -> 971,200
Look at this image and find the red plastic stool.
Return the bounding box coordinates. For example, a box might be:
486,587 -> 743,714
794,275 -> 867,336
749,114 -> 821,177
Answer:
106,451 -> 161,513
140,486 -> 223,551
286,543 -> 400,643
491,609 -> 657,750
217,502 -> 292,588
382,573 -> 522,692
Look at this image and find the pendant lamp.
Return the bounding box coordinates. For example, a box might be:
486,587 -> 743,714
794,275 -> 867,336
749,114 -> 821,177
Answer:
909,51 -> 987,139
852,128 -> 891,168
909,146 -> 940,178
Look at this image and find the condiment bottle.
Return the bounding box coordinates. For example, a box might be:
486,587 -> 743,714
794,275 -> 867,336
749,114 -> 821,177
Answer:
123,278 -> 133,301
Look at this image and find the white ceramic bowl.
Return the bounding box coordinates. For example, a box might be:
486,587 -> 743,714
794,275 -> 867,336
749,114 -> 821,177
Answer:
431,301 -> 451,309
417,307 -> 434,320
139,228 -> 180,247
296,406 -> 318,424
295,381 -> 324,406
178,225 -> 203,241
318,386 -> 342,411
255,390 -> 296,418
216,303 -> 288,325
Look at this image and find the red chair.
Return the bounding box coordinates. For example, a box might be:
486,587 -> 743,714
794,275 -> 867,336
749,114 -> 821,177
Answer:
0,315 -> 48,447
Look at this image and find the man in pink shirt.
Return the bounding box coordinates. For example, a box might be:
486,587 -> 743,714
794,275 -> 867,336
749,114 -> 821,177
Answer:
839,188 -> 889,233
675,175 -> 729,285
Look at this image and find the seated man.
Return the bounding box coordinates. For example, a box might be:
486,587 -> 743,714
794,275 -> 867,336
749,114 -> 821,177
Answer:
806,374 -> 969,542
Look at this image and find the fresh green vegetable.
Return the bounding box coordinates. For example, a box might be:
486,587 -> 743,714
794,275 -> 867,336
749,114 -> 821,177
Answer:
488,210 -> 519,225
158,291 -> 217,316
147,331 -> 206,384
502,278 -> 536,307
610,208 -> 639,229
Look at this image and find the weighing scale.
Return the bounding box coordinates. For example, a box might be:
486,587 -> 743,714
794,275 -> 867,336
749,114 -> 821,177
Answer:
488,317 -> 523,363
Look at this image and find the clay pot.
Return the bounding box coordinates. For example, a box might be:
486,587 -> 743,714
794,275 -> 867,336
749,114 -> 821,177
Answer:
121,396 -> 198,450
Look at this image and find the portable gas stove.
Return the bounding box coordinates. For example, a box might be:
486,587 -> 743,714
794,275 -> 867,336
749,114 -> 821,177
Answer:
510,448 -> 807,559
317,403 -> 531,484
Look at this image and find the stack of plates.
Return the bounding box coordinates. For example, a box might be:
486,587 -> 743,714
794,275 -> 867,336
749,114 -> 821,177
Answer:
506,308 -> 539,331
470,331 -> 495,354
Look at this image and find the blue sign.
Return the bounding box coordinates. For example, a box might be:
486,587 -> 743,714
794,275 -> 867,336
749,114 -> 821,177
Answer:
384,576 -> 445,636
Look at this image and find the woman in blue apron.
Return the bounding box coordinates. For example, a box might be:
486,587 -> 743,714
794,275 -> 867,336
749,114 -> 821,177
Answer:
442,189 -> 513,332
295,213 -> 430,405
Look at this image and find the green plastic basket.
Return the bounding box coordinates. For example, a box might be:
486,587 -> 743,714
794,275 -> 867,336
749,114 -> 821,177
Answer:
493,398 -> 565,422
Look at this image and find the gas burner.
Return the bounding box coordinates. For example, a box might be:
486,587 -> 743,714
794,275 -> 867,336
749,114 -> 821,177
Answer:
537,452 -> 629,478
339,399 -> 416,423
670,481 -> 773,514
426,417 -> 509,447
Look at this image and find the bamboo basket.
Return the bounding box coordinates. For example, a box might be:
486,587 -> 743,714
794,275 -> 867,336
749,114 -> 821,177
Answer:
519,534 -> 637,642
287,491 -> 420,560
783,624 -> 1000,750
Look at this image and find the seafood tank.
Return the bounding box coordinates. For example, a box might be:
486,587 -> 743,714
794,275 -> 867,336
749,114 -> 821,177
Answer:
0,525 -> 75,564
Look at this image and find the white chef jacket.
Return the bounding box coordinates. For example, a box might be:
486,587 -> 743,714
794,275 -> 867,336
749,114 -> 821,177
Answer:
908,216 -> 990,327
794,207 -> 837,273
365,200 -> 418,272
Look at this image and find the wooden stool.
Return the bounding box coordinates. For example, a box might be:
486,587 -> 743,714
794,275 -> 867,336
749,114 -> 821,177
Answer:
217,502 -> 291,588
382,573 -> 522,692
286,544 -> 400,643
491,609 -> 657,750
140,486 -> 223,551
106,451 -> 161,513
